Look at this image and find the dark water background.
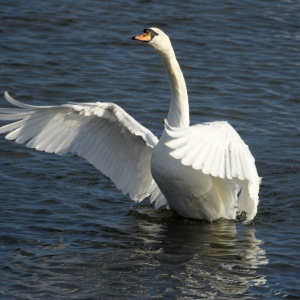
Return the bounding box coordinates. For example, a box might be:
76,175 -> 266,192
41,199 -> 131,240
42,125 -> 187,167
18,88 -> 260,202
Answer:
0,0 -> 300,299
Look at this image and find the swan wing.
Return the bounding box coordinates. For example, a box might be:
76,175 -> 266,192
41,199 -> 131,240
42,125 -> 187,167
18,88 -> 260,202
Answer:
0,92 -> 167,205
165,120 -> 261,221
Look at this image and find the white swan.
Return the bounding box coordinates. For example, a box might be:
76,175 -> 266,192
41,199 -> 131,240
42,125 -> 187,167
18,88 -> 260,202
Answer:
0,28 -> 261,221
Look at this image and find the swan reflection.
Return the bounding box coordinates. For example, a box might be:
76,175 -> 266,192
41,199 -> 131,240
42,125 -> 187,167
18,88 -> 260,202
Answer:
135,210 -> 268,297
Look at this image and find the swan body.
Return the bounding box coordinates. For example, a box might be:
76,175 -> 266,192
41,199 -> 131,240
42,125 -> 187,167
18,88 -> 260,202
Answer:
0,28 -> 261,221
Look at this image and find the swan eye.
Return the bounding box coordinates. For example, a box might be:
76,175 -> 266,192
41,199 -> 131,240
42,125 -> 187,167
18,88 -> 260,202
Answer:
143,28 -> 158,36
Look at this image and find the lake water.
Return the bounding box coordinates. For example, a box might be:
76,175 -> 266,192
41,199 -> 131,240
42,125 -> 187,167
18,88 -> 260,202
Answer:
0,0 -> 300,299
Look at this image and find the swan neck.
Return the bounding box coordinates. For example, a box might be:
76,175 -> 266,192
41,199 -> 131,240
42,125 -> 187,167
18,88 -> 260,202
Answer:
158,48 -> 189,128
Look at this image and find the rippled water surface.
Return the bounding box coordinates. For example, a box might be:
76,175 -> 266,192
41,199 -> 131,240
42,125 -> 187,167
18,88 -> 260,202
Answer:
1,1 -> 300,299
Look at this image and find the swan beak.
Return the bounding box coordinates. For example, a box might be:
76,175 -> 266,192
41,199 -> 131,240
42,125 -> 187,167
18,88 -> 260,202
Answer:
132,32 -> 151,42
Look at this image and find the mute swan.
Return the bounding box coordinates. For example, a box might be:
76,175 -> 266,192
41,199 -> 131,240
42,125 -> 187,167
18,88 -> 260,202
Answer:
0,28 -> 261,222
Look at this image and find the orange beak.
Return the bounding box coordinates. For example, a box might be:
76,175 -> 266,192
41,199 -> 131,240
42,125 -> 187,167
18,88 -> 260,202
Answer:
132,31 -> 151,42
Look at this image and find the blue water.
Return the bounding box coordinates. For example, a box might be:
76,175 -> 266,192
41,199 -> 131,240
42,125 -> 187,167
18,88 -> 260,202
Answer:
0,0 -> 300,299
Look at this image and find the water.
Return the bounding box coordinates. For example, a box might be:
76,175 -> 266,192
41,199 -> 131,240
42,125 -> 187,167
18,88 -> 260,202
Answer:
0,0 -> 300,298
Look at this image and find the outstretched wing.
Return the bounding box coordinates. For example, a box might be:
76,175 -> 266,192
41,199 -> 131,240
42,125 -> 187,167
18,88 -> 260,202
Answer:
0,92 -> 167,207
165,120 -> 261,221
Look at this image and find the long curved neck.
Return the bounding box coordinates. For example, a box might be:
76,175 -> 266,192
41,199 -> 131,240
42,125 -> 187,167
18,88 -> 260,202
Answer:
158,48 -> 189,128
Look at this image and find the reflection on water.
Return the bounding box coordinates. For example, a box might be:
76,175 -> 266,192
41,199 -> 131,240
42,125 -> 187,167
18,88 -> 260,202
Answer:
133,206 -> 268,298
1,204 -> 268,298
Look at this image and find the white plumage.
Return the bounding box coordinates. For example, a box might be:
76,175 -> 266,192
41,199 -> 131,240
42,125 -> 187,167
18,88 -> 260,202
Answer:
0,27 -> 261,221
164,121 -> 260,220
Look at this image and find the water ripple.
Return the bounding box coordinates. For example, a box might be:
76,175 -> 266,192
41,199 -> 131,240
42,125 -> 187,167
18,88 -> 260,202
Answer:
1,0 -> 300,298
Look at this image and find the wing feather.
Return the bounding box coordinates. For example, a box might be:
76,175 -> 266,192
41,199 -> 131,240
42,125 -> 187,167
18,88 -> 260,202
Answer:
229,142 -> 238,178
225,147 -> 231,179
0,92 -> 166,206
12,112 -> 54,143
0,120 -> 25,134
165,121 -> 261,221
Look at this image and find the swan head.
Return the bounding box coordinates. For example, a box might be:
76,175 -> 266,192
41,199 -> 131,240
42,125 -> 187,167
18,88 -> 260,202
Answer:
132,27 -> 172,53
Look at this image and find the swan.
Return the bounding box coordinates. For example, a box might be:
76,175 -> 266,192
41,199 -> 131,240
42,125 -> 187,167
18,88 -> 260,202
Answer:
0,28 -> 261,222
